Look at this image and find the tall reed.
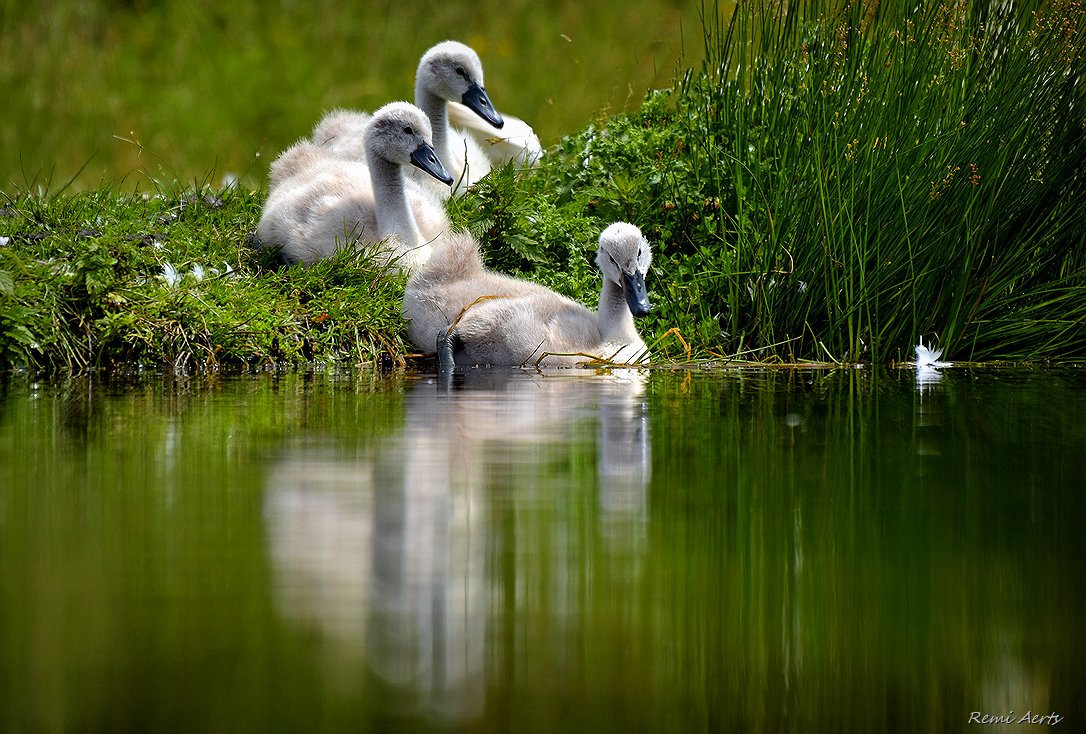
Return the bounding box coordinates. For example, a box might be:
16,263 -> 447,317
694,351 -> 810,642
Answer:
702,0 -> 1086,362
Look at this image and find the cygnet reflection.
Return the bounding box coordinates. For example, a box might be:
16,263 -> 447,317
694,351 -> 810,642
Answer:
262,369 -> 652,722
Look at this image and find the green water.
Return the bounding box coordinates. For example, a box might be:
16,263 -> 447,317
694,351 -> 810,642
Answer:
1,367 -> 1083,732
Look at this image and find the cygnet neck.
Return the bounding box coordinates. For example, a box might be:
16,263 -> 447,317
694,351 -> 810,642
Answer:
598,276 -> 639,343
366,146 -> 422,247
415,84 -> 452,169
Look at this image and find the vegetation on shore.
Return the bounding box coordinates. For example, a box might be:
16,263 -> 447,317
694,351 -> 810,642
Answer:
0,188 -> 412,373
454,0 -> 1086,364
2,0 -> 1084,375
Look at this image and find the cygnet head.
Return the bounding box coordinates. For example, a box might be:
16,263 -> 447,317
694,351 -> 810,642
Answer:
364,102 -> 454,185
416,40 -> 504,129
597,223 -> 653,318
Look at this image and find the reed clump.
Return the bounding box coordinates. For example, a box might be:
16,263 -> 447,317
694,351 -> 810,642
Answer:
463,0 -> 1086,363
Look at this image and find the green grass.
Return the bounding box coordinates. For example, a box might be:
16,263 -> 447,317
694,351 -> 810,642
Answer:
0,0 -> 701,194
2,0 -> 1085,374
0,186 -> 411,373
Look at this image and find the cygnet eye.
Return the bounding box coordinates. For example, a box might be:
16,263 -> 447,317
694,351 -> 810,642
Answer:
454,66 -> 469,79
403,125 -> 415,136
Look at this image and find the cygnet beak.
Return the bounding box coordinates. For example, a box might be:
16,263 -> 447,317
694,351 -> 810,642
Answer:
410,143 -> 455,186
461,83 -> 505,129
623,270 -> 651,318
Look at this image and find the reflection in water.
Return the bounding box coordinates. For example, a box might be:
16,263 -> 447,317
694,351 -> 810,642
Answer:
914,364 -> 945,468
263,458 -> 375,656
979,628 -> 1052,720
263,369 -> 651,722
3,369 -> 1084,731
915,363 -> 944,394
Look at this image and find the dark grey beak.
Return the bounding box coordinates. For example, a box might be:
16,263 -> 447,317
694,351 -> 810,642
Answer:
461,82 -> 504,129
410,143 -> 454,186
623,270 -> 651,318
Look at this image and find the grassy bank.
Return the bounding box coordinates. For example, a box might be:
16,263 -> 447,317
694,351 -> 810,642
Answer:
0,187 -> 413,373
3,0 -> 1085,374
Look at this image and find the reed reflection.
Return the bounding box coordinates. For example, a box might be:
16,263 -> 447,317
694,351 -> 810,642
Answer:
262,369 -> 652,722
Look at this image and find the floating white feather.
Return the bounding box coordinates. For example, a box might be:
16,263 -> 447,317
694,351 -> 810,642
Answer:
913,336 -> 951,368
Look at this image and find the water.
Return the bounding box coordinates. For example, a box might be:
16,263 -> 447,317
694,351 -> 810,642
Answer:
1,367 -> 1083,732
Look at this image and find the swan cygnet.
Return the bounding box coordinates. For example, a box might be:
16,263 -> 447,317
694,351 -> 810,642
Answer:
257,102 -> 454,270
311,41 -> 506,197
411,41 -> 506,195
310,107 -> 371,160
447,101 -> 543,167
402,223 -> 653,368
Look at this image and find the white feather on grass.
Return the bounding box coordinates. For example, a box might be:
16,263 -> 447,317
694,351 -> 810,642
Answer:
162,263 -> 181,288
161,262 -> 235,288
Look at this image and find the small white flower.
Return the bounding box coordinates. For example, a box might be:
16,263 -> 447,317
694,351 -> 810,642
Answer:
0,236 -> 9,246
